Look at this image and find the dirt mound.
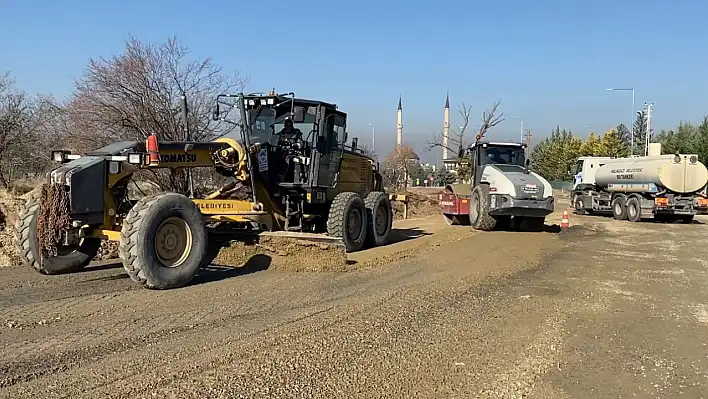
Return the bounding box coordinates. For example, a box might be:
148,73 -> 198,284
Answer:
96,241 -> 119,261
0,190 -> 23,266
212,236 -> 350,272
392,189 -> 442,220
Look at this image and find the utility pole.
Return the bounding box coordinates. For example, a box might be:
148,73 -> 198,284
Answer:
523,129 -> 532,158
644,102 -> 654,156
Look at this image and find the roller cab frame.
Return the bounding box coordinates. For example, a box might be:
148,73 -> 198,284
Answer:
440,141 -> 555,231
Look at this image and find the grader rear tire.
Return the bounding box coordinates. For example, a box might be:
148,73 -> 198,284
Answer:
119,192 -> 208,290
364,191 -> 392,247
14,188 -> 100,274
327,192 -> 367,252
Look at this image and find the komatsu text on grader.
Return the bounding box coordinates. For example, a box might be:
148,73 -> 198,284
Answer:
15,91 -> 393,289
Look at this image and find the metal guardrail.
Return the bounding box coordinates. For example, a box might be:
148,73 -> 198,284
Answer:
549,180 -> 574,191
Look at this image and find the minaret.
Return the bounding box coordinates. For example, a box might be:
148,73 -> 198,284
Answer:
443,93 -> 450,160
396,96 -> 403,146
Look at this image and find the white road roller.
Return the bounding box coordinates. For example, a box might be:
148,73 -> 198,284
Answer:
571,143 -> 708,223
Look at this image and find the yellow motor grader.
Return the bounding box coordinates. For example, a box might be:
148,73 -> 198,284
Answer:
14,91 -> 392,289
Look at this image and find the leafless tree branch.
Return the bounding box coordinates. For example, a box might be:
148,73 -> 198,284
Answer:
474,100 -> 504,142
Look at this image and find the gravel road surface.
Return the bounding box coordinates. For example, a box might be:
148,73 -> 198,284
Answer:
1,208 -> 707,398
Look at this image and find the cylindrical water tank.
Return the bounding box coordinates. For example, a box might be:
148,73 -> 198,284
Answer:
595,154 -> 708,194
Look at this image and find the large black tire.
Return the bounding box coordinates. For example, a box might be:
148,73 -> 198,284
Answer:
612,196 -> 627,220
679,215 -> 694,224
327,192 -> 367,252
14,188 -> 101,274
119,192 -> 208,290
626,197 -> 642,222
364,191 -> 392,247
469,185 -> 497,231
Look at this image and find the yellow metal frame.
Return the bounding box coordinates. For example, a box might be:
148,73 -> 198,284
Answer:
86,134 -> 388,242
91,138 -> 287,242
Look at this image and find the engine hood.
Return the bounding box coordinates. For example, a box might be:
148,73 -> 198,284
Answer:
481,164 -> 553,199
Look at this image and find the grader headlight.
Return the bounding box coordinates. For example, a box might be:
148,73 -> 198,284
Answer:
51,150 -> 71,163
127,153 -> 144,165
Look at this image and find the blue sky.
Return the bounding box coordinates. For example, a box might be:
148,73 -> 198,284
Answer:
2,0 -> 707,163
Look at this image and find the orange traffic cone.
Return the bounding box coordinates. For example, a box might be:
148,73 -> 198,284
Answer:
561,209 -> 570,231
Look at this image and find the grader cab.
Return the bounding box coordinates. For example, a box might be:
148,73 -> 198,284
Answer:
15,91 -> 393,289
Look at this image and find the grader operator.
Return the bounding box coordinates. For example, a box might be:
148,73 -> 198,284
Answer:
14,91 -> 393,289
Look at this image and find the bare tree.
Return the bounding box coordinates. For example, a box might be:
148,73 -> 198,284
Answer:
474,100 -> 504,142
0,73 -> 57,188
60,36 -> 248,192
382,144 -> 418,192
425,100 -> 504,182
359,144 -> 378,161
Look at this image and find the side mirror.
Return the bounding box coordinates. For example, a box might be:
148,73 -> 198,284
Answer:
343,131 -> 348,144
524,159 -> 531,174
458,148 -> 465,158
292,106 -> 305,123
212,103 -> 220,121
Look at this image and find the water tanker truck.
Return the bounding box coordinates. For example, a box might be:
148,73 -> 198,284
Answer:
571,143 -> 708,223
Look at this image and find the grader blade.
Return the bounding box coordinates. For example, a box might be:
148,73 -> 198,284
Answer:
209,229 -> 345,250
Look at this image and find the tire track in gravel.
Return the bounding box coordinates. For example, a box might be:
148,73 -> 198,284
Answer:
1,229 -> 565,399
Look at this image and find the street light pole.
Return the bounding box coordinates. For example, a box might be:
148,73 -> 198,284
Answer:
368,123 -> 375,152
606,88 -> 635,155
508,116 -> 524,142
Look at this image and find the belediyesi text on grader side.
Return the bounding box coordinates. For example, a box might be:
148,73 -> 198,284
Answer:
15,90 -> 393,289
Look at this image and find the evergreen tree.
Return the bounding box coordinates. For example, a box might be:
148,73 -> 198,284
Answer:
530,126 -> 582,181
599,129 -> 629,158
633,111 -> 648,156
615,123 -> 631,148
580,132 -> 603,155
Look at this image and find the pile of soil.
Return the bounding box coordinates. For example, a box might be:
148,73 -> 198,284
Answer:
392,190 -> 442,220
212,235 -> 350,272
0,190 -> 24,266
96,241 -> 119,261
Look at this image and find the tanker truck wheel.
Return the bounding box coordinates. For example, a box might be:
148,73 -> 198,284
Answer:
626,197 -> 642,222
679,215 -> 694,224
573,194 -> 587,215
119,192 -> 208,290
611,196 -> 628,220
469,185 -> 497,231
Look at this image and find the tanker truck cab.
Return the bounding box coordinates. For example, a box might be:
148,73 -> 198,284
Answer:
572,149 -> 708,223
463,141 -> 555,231
572,156 -> 615,191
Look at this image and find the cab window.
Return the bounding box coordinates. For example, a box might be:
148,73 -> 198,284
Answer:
574,160 -> 583,174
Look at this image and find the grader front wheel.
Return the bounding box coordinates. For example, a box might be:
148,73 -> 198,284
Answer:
119,192 -> 208,290
14,188 -> 101,274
